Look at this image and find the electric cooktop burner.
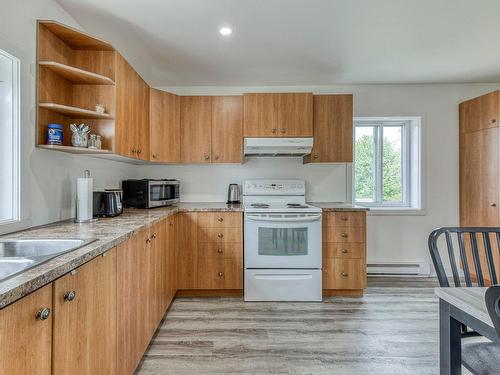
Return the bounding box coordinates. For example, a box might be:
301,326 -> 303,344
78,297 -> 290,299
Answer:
250,203 -> 270,208
287,203 -> 308,208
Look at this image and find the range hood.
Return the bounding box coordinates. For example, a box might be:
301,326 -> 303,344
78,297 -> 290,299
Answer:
244,138 -> 314,157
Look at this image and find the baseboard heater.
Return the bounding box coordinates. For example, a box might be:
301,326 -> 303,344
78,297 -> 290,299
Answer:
367,262 -> 430,277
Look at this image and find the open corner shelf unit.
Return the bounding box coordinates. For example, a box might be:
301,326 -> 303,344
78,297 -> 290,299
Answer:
36,20 -> 117,156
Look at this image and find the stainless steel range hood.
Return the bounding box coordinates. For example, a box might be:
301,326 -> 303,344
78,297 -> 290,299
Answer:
244,138 -> 314,157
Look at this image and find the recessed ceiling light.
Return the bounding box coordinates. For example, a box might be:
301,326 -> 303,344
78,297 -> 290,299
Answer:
219,27 -> 232,36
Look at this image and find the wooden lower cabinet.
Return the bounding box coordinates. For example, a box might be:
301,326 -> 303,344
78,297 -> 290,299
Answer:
177,212 -> 243,292
322,211 -> 367,295
323,258 -> 366,290
0,284 -> 52,375
53,248 -> 117,375
197,257 -> 243,289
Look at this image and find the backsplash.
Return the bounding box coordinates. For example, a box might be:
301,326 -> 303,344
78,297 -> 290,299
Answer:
141,157 -> 351,202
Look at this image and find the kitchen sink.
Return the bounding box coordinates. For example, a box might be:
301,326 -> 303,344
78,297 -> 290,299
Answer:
0,238 -> 97,282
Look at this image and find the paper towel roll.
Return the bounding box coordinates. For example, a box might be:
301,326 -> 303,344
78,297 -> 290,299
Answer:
76,170 -> 93,222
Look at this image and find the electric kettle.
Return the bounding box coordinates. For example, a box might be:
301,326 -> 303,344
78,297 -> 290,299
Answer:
227,184 -> 241,204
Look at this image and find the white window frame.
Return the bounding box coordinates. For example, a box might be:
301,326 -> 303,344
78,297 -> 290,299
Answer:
0,48 -> 20,225
353,117 -> 421,211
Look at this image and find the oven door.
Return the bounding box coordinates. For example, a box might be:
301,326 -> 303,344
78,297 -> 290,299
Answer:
244,212 -> 322,269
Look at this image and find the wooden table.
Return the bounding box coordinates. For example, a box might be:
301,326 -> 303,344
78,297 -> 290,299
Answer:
435,287 -> 499,375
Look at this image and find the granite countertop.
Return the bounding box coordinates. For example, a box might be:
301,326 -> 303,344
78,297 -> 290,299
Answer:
309,202 -> 370,211
0,203 -> 242,309
0,201 -> 362,308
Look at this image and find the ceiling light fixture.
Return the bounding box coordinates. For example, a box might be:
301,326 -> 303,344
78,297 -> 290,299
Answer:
219,27 -> 232,36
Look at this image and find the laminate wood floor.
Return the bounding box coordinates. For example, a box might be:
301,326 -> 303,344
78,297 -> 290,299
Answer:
137,277 -> 441,374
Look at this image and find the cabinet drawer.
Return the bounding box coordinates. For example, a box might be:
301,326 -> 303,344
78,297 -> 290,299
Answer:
323,242 -> 365,259
198,227 -> 242,243
197,212 -> 242,228
198,242 -> 242,258
323,211 -> 366,227
323,258 -> 366,290
323,226 -> 365,243
197,257 -> 243,289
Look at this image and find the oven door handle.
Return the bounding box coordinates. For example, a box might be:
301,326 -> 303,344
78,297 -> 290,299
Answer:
245,213 -> 322,223
253,274 -> 314,280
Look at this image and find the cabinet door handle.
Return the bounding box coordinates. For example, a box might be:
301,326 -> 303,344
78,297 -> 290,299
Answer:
271,128 -> 277,134
217,217 -> 224,222
152,233 -> 157,239
204,154 -> 210,160
217,233 -> 224,238
492,203 -> 497,207
313,154 -> 319,159
131,149 -> 136,154
64,290 -> 76,302
137,149 -> 142,155
280,128 -> 286,134
341,249 -> 348,254
146,237 -> 152,244
35,308 -> 51,321
341,233 -> 348,238
214,155 -> 219,160
341,272 -> 349,278
217,248 -> 223,254
218,272 -> 224,277
340,216 -> 348,221
491,119 -> 497,124
152,153 -> 157,159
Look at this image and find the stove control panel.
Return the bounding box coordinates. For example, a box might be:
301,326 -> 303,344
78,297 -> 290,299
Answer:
243,179 -> 305,196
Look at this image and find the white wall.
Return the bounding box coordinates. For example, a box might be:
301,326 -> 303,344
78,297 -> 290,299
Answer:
152,84 -> 500,267
0,0 -> 138,235
1,0 -> 500,269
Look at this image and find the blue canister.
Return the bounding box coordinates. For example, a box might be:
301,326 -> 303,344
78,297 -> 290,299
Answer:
47,123 -> 64,145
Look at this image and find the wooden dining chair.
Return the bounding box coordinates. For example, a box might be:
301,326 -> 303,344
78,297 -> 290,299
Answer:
428,227 -> 500,338
461,286 -> 500,375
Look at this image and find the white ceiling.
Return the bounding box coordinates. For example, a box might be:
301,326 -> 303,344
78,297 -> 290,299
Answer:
56,0 -> 500,86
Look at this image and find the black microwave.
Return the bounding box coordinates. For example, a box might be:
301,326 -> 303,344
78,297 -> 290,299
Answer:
122,179 -> 179,208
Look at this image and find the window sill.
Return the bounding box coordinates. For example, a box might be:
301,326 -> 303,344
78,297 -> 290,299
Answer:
363,207 -> 427,216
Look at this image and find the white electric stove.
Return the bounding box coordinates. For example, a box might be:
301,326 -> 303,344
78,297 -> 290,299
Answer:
243,179 -> 322,302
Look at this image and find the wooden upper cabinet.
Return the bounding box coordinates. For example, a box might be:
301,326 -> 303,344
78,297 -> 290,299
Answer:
460,91 -> 498,134
212,96 -> 243,163
115,53 -> 149,160
0,284 -> 52,375
304,94 -> 353,163
180,96 -> 213,163
243,93 -> 279,137
277,93 -> 313,136
243,93 -> 313,137
149,88 -> 180,162
459,127 -> 500,226
52,248 -> 117,375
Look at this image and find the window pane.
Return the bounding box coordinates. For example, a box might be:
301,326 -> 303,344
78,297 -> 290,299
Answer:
0,49 -> 19,222
382,126 -> 403,203
355,126 -> 376,202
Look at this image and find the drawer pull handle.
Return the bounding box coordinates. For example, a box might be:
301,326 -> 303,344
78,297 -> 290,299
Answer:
341,216 -> 348,221
152,233 -> 157,239
217,217 -> 224,222
217,248 -> 223,253
341,249 -> 348,254
341,233 -> 348,238
204,154 -> 210,160
217,233 -> 224,238
341,272 -> 349,277
35,308 -> 51,321
218,272 -> 224,277
64,291 -> 76,302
